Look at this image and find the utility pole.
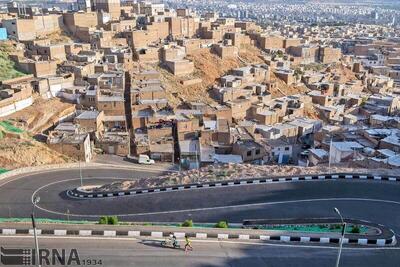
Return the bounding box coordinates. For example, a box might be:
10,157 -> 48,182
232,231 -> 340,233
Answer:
32,196 -> 41,267
328,136 -> 333,172
195,142 -> 199,183
79,157 -> 83,187
334,207 -> 346,267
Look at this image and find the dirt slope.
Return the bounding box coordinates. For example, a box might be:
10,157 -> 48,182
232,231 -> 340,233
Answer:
156,47 -> 263,107
0,97 -> 76,170
0,127 -> 73,170
4,96 -> 75,133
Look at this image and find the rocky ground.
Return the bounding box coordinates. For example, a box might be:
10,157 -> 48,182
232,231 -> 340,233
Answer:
82,163 -> 399,193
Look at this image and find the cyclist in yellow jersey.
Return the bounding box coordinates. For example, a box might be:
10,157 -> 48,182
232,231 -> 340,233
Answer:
184,235 -> 193,252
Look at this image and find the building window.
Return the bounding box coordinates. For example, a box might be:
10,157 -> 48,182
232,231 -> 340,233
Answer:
255,149 -> 260,155
285,147 -> 290,151
247,151 -> 252,156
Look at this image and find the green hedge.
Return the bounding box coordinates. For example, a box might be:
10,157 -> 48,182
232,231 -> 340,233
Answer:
181,219 -> 193,227
215,221 -> 229,228
99,216 -> 118,225
351,225 -> 361,234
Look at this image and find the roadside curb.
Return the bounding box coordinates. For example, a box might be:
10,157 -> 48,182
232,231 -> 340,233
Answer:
0,227 -> 396,247
68,173 -> 400,199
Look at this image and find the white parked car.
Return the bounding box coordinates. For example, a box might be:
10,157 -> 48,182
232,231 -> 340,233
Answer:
138,154 -> 155,165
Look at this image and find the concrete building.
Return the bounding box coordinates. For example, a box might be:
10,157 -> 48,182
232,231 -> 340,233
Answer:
47,132 -> 93,162
93,0 -> 121,20
329,141 -> 364,164
165,59 -> 194,76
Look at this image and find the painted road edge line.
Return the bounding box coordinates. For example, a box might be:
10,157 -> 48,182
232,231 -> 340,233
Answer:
0,229 -> 396,247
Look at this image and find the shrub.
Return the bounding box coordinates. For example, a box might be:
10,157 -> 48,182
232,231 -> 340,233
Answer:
107,216 -> 118,225
351,225 -> 360,234
215,220 -> 229,229
181,219 -> 193,227
99,216 -> 118,225
99,216 -> 107,225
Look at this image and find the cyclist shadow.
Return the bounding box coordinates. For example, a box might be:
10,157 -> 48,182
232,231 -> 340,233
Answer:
139,240 -> 184,251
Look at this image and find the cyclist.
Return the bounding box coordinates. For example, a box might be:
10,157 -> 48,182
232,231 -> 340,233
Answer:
171,234 -> 178,247
184,235 -> 193,252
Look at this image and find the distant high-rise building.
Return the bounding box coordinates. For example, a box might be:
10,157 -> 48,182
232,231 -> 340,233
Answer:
371,10 -> 379,20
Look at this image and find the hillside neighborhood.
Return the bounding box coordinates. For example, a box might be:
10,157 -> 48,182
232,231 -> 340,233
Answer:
0,0 -> 400,171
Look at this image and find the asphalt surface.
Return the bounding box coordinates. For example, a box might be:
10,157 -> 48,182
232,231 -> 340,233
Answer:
1,236 -> 400,267
1,167 -> 400,266
1,168 -> 400,234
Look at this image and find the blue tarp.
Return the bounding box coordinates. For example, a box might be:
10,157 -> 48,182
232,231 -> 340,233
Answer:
0,28 -> 7,40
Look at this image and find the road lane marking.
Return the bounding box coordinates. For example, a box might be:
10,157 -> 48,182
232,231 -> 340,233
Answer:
0,235 -> 399,251
0,166 -> 167,188
67,175 -> 400,200
33,197 -> 400,218
31,177 -> 141,201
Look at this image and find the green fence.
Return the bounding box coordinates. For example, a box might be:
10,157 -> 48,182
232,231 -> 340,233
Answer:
0,121 -> 24,134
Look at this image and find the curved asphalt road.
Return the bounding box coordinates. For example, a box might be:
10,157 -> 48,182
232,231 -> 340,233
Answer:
0,167 -> 399,236
1,167 -> 400,266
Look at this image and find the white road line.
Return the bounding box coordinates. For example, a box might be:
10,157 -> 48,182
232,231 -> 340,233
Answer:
31,177 -> 139,203
0,235 -> 399,251
0,166 -> 167,188
33,197 -> 400,218
73,176 -> 400,200
45,176 -> 341,201
43,175 -> 400,201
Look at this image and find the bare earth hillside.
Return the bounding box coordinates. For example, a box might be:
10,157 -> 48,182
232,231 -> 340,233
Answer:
154,47 -> 264,107
4,95 -> 75,133
0,97 -> 76,170
155,46 -> 311,105
0,131 -> 73,170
